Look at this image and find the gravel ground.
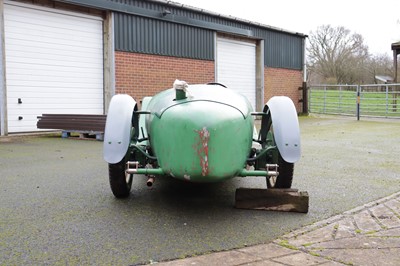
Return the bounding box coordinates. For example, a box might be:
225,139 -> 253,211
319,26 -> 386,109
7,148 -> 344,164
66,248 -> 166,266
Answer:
0,116 -> 399,265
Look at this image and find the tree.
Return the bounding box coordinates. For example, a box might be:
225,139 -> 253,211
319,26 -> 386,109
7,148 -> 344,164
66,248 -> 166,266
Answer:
307,25 -> 369,84
364,54 -> 394,84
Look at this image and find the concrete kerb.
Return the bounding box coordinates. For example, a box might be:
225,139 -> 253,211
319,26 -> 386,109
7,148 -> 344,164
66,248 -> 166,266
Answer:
0,131 -> 60,139
277,191 -> 400,240
0,130 -> 102,142
272,190 -> 400,265
153,191 -> 400,265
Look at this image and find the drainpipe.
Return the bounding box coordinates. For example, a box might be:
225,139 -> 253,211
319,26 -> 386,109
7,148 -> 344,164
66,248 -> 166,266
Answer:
104,11 -> 115,114
0,0 -> 8,136
301,36 -> 308,114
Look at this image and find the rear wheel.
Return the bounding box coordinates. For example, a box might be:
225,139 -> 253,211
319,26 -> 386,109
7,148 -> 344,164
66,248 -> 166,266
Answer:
109,154 -> 133,198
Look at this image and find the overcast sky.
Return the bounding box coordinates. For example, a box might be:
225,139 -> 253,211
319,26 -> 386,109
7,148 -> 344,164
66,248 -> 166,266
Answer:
175,0 -> 400,56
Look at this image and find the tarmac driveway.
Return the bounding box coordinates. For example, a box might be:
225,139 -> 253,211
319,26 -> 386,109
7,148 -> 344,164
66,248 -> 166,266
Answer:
1,116 -> 399,265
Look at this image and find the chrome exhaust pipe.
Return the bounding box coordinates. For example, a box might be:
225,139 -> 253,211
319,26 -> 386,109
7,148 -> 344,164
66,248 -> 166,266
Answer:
147,176 -> 154,187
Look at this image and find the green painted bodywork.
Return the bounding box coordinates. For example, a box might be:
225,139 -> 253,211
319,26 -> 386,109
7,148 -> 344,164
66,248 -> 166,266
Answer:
145,84 -> 254,182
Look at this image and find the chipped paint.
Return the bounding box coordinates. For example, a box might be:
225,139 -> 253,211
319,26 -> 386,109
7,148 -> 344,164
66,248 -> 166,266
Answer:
195,127 -> 210,176
183,174 -> 191,181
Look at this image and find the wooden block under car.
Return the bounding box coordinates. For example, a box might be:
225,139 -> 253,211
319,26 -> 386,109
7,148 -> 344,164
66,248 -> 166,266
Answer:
235,188 -> 309,213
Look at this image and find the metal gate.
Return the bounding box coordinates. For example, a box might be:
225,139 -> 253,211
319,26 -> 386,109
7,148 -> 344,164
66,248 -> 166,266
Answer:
308,84 -> 400,119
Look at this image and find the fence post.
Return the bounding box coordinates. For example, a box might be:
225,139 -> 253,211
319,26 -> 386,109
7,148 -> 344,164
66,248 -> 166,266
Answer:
323,86 -> 326,114
339,86 -> 342,113
303,82 -> 308,114
356,85 -> 360,121
386,85 -> 389,115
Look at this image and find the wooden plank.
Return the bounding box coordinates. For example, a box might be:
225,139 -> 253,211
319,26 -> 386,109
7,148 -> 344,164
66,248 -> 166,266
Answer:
37,121 -> 105,131
36,114 -> 106,132
235,188 -> 309,213
40,114 -> 106,118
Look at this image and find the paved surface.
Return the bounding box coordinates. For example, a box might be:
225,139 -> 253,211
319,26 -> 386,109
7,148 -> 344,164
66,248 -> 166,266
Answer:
1,116 -> 399,265
153,191 -> 400,265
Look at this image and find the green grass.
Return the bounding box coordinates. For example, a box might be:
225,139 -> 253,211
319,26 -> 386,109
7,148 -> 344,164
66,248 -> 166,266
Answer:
309,89 -> 400,117
278,240 -> 299,250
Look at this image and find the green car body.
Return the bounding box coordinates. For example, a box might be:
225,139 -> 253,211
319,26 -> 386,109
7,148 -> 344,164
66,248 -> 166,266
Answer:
103,82 -> 301,198
145,84 -> 254,182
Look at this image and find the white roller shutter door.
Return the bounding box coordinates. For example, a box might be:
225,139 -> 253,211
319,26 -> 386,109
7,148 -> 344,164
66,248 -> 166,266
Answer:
4,3 -> 104,133
216,37 -> 256,110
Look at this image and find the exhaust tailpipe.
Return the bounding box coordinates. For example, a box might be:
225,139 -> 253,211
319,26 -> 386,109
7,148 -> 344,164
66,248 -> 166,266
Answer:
147,177 -> 154,187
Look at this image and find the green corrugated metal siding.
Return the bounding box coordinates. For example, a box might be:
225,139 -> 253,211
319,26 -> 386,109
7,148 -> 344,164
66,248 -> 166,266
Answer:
65,0 -> 305,69
260,30 -> 304,70
114,13 -> 214,59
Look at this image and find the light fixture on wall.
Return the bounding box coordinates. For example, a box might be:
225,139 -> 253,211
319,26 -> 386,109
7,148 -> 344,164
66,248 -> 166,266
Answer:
162,10 -> 171,17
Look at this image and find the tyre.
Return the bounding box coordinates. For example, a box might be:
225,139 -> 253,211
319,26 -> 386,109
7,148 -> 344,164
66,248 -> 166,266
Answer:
109,155 -> 133,198
266,154 -> 294,188
262,111 -> 294,189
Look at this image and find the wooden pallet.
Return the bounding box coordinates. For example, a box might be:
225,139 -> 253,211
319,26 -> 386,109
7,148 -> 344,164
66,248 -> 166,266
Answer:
37,114 -> 106,141
235,188 -> 309,213
61,130 -> 104,141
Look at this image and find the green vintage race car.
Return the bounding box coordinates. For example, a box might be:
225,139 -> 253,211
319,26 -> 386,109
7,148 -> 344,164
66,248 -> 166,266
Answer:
103,80 -> 301,198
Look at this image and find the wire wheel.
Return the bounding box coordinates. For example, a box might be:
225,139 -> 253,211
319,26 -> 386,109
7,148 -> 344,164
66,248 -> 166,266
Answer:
109,155 -> 133,198
263,112 -> 294,189
266,154 -> 294,188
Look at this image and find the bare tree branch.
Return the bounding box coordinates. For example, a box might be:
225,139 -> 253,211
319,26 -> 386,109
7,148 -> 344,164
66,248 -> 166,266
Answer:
307,25 -> 370,84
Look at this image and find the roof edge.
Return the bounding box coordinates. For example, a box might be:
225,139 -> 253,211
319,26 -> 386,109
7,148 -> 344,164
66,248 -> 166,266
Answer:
152,0 -> 307,37
56,0 -> 307,38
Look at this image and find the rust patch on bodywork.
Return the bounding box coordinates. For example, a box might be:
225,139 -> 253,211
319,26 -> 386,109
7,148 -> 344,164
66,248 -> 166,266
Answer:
195,127 -> 210,176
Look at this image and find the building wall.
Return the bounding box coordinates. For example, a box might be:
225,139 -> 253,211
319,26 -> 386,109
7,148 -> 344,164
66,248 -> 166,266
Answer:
110,0 -> 305,70
264,67 -> 303,112
115,51 -> 215,105
115,51 -> 303,112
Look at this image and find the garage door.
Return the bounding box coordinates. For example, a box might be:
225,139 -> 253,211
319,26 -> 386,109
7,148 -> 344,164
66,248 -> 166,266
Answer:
216,37 -> 256,110
4,3 -> 104,133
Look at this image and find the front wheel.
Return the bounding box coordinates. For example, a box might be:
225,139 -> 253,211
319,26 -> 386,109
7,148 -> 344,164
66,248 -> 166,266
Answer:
109,158 -> 133,198
266,154 -> 294,188
262,111 -> 294,189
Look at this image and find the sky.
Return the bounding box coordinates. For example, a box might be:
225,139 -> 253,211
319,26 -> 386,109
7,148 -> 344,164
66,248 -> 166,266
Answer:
174,0 -> 400,56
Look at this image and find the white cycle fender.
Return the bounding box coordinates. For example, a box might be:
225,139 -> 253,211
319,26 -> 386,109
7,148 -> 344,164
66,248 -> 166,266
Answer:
266,96 -> 301,163
103,94 -> 137,164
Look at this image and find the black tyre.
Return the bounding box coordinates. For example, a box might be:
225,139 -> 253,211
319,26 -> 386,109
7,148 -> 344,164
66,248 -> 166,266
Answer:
262,110 -> 294,189
266,154 -> 294,188
109,157 -> 133,198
